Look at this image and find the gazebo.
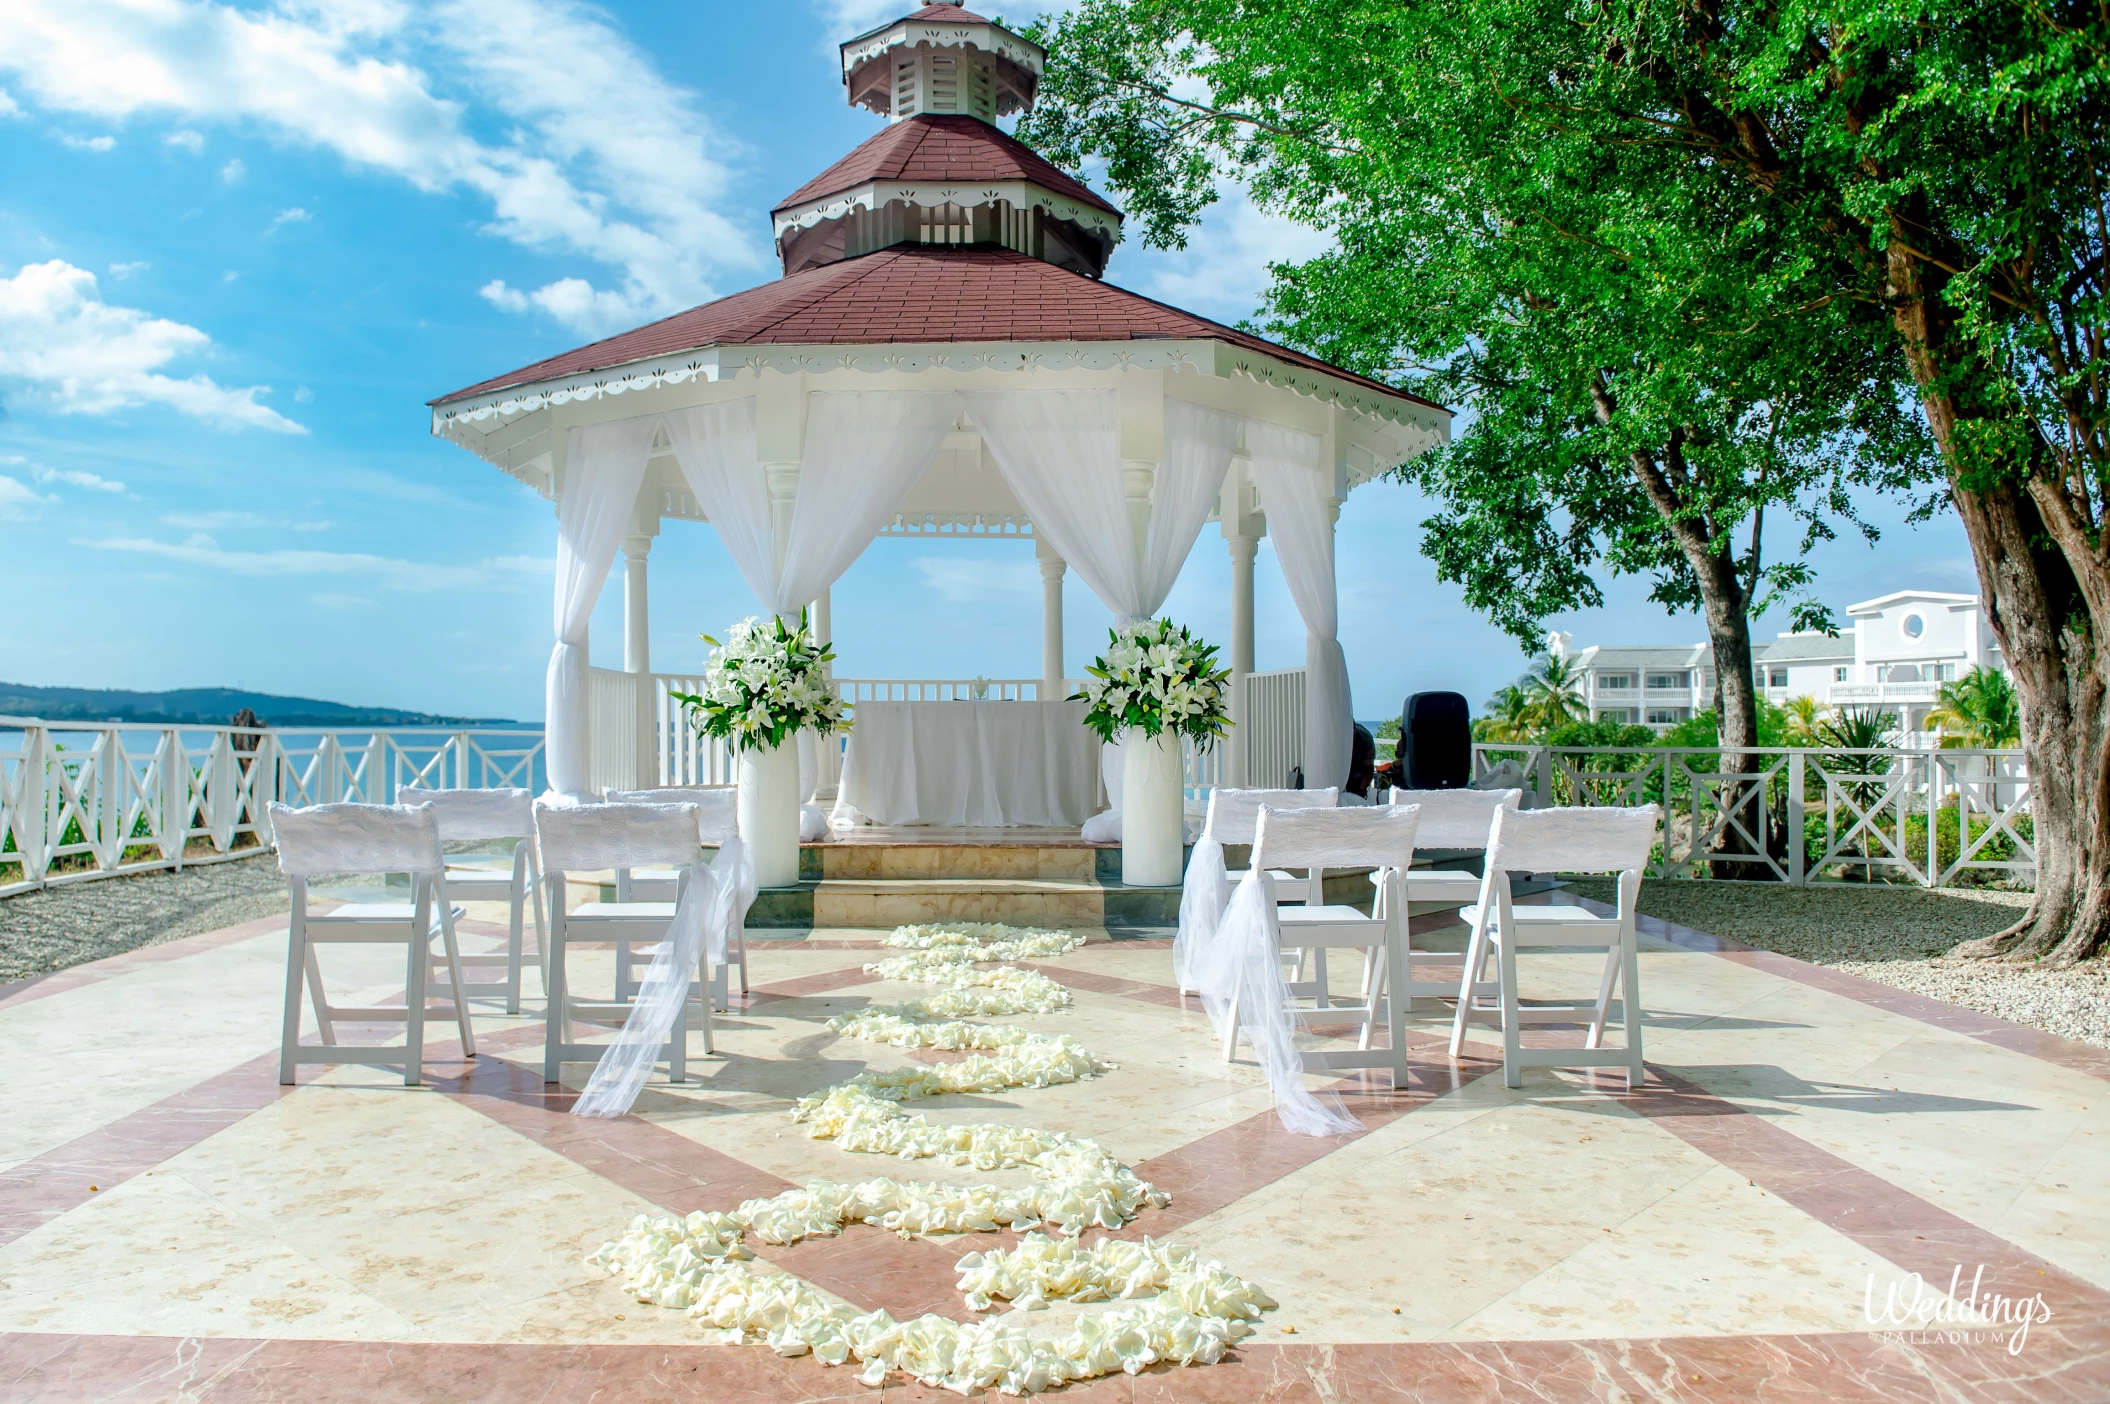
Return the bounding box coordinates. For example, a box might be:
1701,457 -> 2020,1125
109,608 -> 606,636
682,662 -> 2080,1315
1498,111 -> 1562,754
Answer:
428,3 -> 1449,819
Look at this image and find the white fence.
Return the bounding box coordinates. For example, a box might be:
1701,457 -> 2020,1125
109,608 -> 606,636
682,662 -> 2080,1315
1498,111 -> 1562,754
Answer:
1472,742 -> 2034,887
1,718 -> 547,897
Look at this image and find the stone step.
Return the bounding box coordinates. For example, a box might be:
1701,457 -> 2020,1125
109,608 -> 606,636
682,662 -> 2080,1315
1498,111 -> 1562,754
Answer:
817,843 -> 1102,883
813,877 -> 1107,928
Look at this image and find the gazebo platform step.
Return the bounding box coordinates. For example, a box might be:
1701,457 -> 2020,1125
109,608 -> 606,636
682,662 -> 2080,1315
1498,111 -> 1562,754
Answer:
814,877 -> 1106,927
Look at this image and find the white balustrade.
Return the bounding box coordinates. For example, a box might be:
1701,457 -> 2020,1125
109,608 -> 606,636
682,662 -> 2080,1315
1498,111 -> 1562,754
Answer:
1470,741 -> 2033,889
1,716 -> 546,896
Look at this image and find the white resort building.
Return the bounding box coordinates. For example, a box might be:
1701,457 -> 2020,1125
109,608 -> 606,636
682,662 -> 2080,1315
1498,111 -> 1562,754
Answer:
1556,588 -> 2006,735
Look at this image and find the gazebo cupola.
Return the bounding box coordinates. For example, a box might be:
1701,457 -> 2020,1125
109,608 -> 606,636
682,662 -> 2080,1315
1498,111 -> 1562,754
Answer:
772,4 -> 1122,279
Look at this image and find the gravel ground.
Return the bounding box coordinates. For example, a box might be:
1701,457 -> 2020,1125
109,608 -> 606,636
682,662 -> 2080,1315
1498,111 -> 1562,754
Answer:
1568,878 -> 2110,1051
0,854 -> 291,983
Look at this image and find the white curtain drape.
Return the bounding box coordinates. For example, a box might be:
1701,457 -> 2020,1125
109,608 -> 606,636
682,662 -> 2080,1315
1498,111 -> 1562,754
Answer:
666,392 -> 956,620
548,418 -> 662,797
965,389 -> 1138,617
1149,400 -> 1239,608
964,390 -> 1235,624
1247,421 -> 1352,790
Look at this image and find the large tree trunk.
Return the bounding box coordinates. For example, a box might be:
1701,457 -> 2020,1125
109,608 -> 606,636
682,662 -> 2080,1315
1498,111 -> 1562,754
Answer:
1886,234 -> 2110,963
1696,562 -> 1770,876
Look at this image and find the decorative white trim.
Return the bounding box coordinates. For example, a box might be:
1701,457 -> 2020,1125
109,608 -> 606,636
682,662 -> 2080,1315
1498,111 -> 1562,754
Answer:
841,22 -> 1043,82
432,339 -> 1448,470
773,180 -> 1120,240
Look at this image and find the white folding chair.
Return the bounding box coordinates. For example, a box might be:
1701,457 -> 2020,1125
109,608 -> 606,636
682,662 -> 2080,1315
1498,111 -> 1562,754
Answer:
1375,787 -> 1522,1002
271,801 -> 477,1087
604,785 -> 748,1002
1448,805 -> 1660,1089
536,800 -> 712,1085
1199,786 -> 1339,903
1218,804 -> 1419,1087
399,786 -> 546,1014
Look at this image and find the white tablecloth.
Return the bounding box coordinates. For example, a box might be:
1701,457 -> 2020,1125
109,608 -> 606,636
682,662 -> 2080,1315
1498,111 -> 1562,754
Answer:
833,700 -> 1101,827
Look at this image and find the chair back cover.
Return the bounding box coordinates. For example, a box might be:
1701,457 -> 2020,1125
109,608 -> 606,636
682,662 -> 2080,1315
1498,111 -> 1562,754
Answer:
271,802 -> 443,877
397,786 -> 534,842
1202,786 -> 1340,846
604,786 -> 739,844
1486,804 -> 1660,876
1252,804 -> 1420,872
1385,787 -> 1521,849
534,800 -> 701,873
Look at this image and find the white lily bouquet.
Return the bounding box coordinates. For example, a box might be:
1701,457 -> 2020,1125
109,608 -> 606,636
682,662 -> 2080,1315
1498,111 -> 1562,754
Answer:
669,613 -> 848,753
1073,618 -> 1232,746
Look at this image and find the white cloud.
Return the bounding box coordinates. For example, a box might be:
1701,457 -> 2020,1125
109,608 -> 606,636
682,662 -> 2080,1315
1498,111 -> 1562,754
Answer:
108,260 -> 148,278
308,592 -> 375,609
267,206 -> 311,233
219,157 -> 244,183
0,88 -> 20,118
32,463 -> 126,492
913,555 -> 1040,603
0,259 -> 305,432
57,131 -> 115,151
164,127 -> 203,152
82,532 -> 547,591
1118,185 -> 1335,327
0,0 -> 761,337
292,384 -> 313,403
0,475 -> 54,520
162,509 -> 329,531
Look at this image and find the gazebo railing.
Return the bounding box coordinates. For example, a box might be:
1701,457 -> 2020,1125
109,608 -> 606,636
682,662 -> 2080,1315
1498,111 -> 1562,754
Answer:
1470,742 -> 2033,887
0,717 -> 545,896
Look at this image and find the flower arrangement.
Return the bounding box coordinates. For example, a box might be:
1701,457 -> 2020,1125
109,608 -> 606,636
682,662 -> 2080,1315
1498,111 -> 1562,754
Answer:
1072,617 -> 1232,746
669,613 -> 848,753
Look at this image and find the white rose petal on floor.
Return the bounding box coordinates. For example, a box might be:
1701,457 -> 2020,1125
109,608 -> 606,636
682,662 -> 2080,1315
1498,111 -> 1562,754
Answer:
585,922 -> 1276,1393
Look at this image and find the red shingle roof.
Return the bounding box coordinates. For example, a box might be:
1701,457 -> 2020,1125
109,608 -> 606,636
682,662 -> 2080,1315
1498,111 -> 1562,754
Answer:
432,246 -> 1444,414
907,4 -> 987,19
775,115 -> 1116,218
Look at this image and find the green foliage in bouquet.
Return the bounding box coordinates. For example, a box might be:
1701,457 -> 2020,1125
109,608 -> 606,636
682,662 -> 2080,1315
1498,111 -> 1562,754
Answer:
668,613 -> 848,754
1072,618 -> 1232,746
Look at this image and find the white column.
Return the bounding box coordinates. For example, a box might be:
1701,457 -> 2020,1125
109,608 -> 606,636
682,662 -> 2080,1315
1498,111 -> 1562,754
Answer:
1226,531 -> 1257,786
812,585 -> 836,792
813,586 -> 832,651
622,533 -> 652,674
1037,534 -> 1066,694
1220,461 -> 1263,787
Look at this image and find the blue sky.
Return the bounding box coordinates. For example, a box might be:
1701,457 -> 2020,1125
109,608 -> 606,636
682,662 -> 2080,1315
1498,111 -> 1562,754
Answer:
0,0 -> 1975,723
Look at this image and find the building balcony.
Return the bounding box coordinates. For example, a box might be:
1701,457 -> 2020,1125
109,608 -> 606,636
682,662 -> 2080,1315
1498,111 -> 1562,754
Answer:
1830,682 -> 1940,705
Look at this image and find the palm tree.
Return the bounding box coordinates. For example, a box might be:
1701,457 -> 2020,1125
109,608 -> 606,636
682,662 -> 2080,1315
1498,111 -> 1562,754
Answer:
1926,667 -> 2021,749
1523,652 -> 1587,731
1778,694 -> 1828,747
1475,684 -> 1537,742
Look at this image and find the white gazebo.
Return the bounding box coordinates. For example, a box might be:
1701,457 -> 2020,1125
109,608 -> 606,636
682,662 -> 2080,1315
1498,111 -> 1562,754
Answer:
428,2 -> 1448,821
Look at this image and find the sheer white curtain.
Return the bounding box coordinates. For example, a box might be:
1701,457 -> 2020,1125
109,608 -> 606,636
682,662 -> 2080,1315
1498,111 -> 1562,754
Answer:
965,390 -> 1235,623
965,388 -> 1138,617
666,392 -> 955,618
548,417 -> 662,797
663,399 -> 773,601
782,391 -> 958,609
1148,400 -> 1238,608
1248,420 -> 1352,790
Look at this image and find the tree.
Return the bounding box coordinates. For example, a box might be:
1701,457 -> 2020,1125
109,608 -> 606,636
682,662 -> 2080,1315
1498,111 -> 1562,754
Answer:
1778,695 -> 1830,748
1522,653 -> 1587,732
1020,0 -> 1921,882
1928,668 -> 2023,750
1475,683 -> 1538,743
1021,0 -> 2110,960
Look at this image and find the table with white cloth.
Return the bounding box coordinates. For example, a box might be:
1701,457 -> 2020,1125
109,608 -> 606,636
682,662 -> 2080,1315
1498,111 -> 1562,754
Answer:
832,700 -> 1101,827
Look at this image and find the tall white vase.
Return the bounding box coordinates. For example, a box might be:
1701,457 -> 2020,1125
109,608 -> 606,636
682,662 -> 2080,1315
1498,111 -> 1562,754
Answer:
738,741 -> 801,888
1121,727 -> 1184,887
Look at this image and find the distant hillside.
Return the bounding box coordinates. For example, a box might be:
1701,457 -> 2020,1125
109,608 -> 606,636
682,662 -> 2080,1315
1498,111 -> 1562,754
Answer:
0,683 -> 516,729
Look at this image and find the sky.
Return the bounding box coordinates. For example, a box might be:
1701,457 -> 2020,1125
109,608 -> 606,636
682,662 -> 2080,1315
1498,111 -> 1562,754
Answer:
0,0 -> 1978,724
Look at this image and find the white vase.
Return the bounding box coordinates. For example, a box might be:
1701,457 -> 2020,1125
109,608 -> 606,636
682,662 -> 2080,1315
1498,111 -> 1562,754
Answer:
738,740 -> 801,888
1121,726 -> 1184,887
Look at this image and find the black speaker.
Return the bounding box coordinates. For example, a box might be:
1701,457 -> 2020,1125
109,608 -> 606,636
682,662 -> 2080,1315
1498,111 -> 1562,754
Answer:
1401,691 -> 1471,790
